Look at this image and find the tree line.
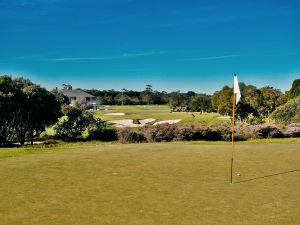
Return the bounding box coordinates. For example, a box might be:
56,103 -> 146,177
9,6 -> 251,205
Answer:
85,85 -> 214,112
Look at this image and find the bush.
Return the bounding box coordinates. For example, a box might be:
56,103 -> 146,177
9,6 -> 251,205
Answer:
87,128 -> 117,141
54,106 -> 93,141
236,124 -> 284,139
282,123 -> 300,137
143,124 -> 176,142
271,95 -> 300,125
210,124 -> 231,141
255,125 -> 283,138
174,125 -> 195,141
117,128 -> 146,143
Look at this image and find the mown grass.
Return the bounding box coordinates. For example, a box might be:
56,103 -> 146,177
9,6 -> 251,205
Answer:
0,139 -> 299,225
94,105 -> 229,125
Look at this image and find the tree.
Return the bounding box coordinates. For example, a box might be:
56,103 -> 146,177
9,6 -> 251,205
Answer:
289,79 -> 300,100
0,76 -> 61,146
0,76 -> 22,145
189,94 -> 213,112
212,86 -> 233,115
141,85 -> 154,104
13,80 -> 61,145
271,95 -> 300,124
169,91 -> 185,111
259,86 -> 283,117
54,105 -> 93,141
51,88 -> 69,105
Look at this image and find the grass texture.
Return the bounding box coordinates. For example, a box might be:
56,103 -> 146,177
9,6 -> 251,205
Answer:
0,140 -> 299,225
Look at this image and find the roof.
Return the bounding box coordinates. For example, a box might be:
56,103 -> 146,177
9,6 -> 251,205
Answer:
60,89 -> 95,98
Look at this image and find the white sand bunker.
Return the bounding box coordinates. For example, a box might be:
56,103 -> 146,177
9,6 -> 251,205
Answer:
109,118 -> 156,127
139,118 -> 156,125
154,119 -> 181,125
109,118 -> 181,127
109,119 -> 139,127
216,116 -> 231,119
105,112 -> 125,116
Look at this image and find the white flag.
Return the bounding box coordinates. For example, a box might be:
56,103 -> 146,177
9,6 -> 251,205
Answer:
234,74 -> 241,104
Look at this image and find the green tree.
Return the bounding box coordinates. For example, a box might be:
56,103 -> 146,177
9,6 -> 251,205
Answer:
0,76 -> 22,145
271,95 -> 300,124
289,79 -> 300,100
190,94 -> 213,112
54,105 -> 94,141
0,76 -> 61,146
13,80 -> 61,145
259,87 -> 283,117
169,91 -> 185,111
212,86 -> 233,115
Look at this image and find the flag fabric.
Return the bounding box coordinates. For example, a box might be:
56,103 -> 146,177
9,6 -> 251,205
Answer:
234,74 -> 241,104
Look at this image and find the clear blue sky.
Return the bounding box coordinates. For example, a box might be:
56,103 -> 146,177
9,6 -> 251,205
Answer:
0,0 -> 299,93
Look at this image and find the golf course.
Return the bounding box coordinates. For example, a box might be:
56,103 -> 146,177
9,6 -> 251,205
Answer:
1,139 -> 299,225
94,105 -> 229,126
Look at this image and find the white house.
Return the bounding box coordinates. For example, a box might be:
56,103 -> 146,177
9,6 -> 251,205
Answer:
59,85 -> 100,110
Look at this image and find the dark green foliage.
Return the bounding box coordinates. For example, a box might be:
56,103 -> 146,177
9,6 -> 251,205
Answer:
189,94 -> 213,112
212,86 -> 233,115
87,128 -> 117,141
289,79 -> 300,100
85,85 -> 169,105
0,76 -> 21,145
212,83 -> 285,122
87,118 -> 117,141
271,96 -> 300,125
169,91 -> 186,111
0,76 -> 61,146
54,105 -> 93,141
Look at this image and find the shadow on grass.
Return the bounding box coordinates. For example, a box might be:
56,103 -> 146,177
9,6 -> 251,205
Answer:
236,168 -> 300,184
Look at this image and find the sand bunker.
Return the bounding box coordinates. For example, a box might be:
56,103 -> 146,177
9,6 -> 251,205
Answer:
154,119 -> 181,125
216,116 -> 231,119
105,112 -> 125,116
109,119 -> 139,127
139,118 -> 156,125
109,118 -> 181,127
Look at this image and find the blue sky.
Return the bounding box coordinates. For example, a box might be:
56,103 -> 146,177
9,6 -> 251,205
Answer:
0,0 -> 299,93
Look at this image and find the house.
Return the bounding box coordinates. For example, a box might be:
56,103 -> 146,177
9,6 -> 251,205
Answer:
59,85 -> 100,110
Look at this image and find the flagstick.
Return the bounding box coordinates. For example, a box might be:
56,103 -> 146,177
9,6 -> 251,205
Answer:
230,93 -> 236,184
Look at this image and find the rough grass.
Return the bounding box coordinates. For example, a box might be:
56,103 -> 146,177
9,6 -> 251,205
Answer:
1,140 -> 299,224
95,105 -> 229,125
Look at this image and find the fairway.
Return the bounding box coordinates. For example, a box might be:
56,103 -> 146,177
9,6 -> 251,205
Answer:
0,141 -> 299,225
94,105 -> 229,125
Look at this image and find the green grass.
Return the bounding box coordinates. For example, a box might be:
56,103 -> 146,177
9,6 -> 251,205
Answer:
0,139 -> 300,224
94,105 -> 229,125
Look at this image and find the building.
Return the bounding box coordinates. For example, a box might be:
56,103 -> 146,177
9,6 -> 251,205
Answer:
59,85 -> 100,110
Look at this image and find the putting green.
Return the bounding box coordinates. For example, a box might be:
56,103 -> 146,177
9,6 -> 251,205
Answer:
0,140 -> 299,224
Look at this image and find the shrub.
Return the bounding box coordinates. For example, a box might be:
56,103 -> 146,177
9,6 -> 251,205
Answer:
255,125 -> 283,138
143,124 -> 176,142
117,128 -> 146,143
174,125 -> 195,141
271,95 -> 300,125
87,128 -> 117,141
210,124 -> 231,141
54,105 -> 94,141
282,123 -> 300,137
236,124 -> 283,139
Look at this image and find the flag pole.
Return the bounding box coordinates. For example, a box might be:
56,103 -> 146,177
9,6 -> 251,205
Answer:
230,90 -> 236,184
